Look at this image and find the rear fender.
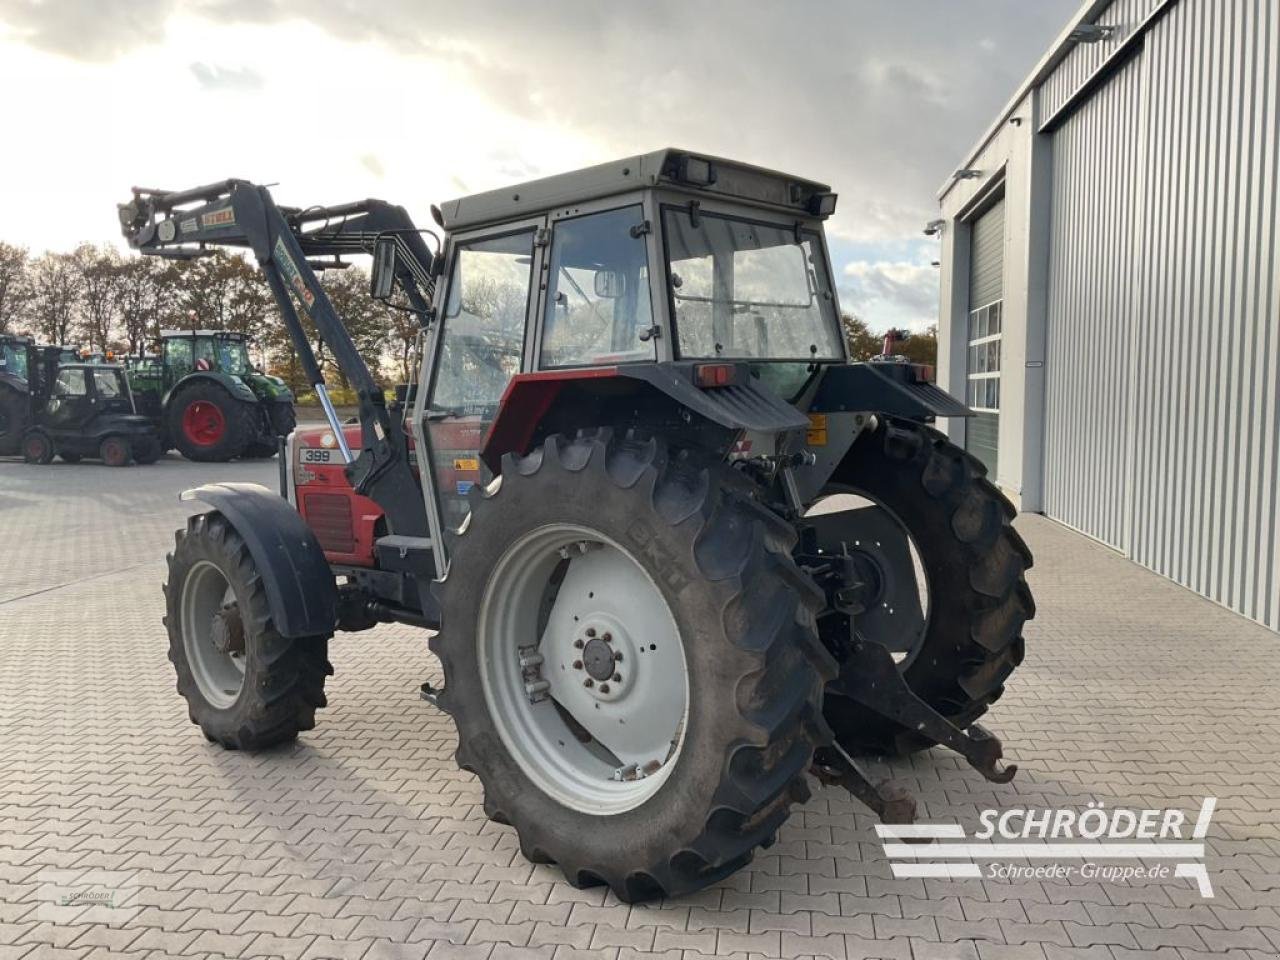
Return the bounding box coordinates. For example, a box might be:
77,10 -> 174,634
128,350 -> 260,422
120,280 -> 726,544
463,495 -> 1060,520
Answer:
480,363 -> 809,471
165,371 -> 257,407
808,362 -> 971,419
179,481 -> 338,638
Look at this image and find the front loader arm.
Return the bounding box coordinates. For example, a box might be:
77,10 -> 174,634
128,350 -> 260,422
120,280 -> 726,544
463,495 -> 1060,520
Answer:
118,180 -> 432,537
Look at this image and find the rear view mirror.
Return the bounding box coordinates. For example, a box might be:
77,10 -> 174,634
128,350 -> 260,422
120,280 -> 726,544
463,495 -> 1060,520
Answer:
593,269 -> 626,299
371,237 -> 397,300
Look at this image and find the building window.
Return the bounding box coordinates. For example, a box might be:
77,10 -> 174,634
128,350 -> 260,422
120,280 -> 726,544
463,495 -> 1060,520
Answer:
966,300 -> 1002,411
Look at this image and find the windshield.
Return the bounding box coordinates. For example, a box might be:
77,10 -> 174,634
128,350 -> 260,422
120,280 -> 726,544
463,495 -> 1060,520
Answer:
0,343 -> 27,380
216,339 -> 251,375
664,207 -> 842,361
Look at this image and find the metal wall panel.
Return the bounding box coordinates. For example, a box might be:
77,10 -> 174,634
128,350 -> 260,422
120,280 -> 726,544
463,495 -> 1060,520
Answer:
968,199 -> 1005,308
1042,54 -> 1146,553
1126,0 -> 1280,629
1040,0 -> 1280,629
1039,0 -> 1162,122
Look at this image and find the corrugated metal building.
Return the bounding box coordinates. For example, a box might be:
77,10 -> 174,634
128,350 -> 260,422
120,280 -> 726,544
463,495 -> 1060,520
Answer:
936,0 -> 1280,630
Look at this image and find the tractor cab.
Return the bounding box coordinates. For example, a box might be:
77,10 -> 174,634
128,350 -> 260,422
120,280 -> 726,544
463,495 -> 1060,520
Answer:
159,330 -> 256,385
367,150 -> 851,548
0,334 -> 31,383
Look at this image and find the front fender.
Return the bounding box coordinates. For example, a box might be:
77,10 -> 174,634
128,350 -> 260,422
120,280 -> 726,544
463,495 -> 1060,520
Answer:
179,481 -> 338,638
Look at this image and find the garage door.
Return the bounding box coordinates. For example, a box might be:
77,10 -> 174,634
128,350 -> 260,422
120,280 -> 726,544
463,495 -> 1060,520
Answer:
965,197 -> 1003,476
1041,54 -> 1144,551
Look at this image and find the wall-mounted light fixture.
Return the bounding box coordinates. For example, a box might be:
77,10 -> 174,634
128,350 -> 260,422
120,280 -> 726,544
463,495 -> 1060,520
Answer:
1069,23 -> 1116,43
923,219 -> 946,236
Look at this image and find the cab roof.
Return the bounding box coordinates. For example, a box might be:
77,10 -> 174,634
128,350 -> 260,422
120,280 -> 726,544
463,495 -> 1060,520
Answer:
159,329 -> 248,339
438,148 -> 834,232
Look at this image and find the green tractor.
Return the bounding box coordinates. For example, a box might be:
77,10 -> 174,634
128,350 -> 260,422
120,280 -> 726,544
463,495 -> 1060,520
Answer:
0,332 -> 33,455
125,329 -> 295,461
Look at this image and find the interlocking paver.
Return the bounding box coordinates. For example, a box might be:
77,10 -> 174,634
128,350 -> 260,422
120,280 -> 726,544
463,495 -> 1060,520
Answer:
3,456 -> 1279,960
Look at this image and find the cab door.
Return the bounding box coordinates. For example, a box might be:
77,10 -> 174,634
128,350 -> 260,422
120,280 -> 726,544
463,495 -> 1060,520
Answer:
44,368 -> 93,431
420,220 -> 544,563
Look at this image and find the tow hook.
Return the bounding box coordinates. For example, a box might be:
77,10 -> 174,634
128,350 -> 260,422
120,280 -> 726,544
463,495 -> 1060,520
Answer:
811,742 -> 919,829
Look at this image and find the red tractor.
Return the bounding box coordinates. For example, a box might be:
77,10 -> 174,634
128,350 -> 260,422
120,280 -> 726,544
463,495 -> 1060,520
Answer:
120,151 -> 1032,901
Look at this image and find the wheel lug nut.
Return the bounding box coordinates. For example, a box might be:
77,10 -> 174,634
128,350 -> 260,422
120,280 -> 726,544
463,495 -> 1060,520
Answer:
599,684 -> 610,694
612,673 -> 621,682
573,639 -> 584,649
586,628 -> 596,638
613,651 -> 623,661
573,660 -> 583,670
583,678 -> 594,688
602,632 -> 612,642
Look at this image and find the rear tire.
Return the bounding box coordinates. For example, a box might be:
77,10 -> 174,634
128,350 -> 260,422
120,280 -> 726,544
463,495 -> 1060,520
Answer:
268,400 -> 296,437
100,436 -> 131,467
168,381 -> 255,462
133,437 -> 160,464
21,429 -> 53,465
434,430 -> 836,901
165,511 -> 333,749
821,418 -> 1034,757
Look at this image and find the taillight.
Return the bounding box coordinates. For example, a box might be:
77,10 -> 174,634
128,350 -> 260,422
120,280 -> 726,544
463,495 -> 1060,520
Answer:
694,363 -> 736,388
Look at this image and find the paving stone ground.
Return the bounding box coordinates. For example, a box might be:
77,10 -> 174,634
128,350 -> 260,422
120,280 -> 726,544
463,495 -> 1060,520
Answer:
1,454 -> 1278,960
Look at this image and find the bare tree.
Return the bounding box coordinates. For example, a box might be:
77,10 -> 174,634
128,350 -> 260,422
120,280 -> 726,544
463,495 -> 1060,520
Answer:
0,243 -> 29,334
116,257 -> 167,355
28,251 -> 82,346
73,244 -> 126,353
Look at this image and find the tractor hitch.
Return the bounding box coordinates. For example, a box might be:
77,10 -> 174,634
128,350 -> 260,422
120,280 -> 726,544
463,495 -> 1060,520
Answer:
419,681 -> 446,710
844,637 -> 1018,784
812,742 -> 918,827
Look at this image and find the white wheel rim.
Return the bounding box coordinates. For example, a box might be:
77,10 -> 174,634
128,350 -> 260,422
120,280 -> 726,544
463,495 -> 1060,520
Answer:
181,560 -> 247,708
477,524 -> 689,815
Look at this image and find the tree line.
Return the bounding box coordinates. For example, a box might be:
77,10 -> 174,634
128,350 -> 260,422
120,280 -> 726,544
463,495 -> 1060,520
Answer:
0,241 -> 419,398
0,240 -> 935,396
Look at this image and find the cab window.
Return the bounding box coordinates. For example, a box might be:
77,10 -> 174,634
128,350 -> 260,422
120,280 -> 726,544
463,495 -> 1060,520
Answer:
165,338 -> 192,379
93,369 -> 121,398
541,206 -> 654,367
54,368 -> 87,396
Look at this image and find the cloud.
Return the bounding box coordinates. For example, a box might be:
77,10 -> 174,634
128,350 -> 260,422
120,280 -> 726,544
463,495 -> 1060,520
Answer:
0,0 -> 177,60
360,154 -> 385,179
189,61 -> 263,92
841,259 -> 940,332
0,0 -> 1080,323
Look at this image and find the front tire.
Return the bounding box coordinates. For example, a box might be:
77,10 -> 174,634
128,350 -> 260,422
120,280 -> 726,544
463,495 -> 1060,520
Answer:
165,511 -> 333,749
21,429 -> 53,465
434,431 -> 835,901
820,418 -> 1034,757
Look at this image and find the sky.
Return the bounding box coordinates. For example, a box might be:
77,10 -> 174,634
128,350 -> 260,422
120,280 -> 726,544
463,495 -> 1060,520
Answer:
0,0 -> 1080,333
